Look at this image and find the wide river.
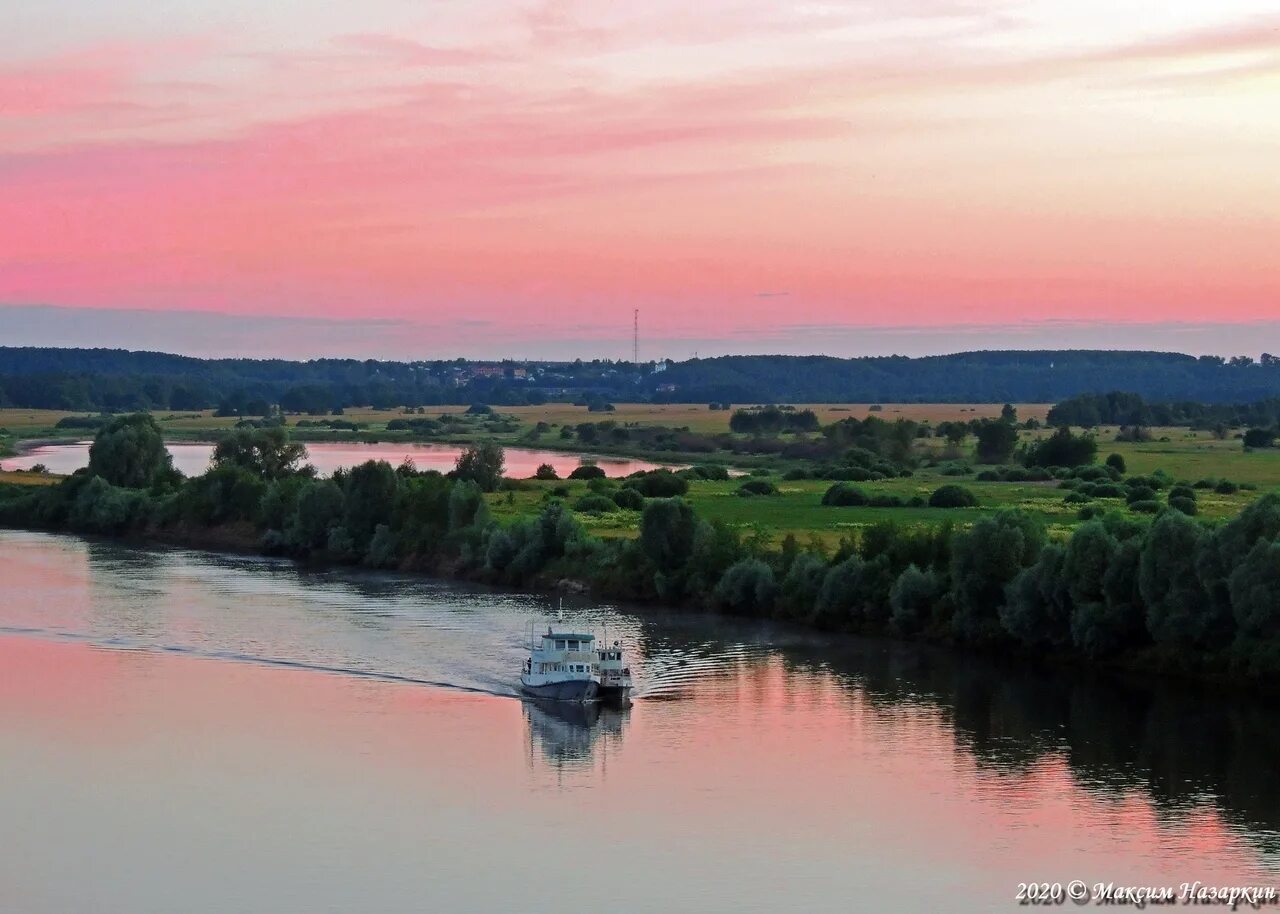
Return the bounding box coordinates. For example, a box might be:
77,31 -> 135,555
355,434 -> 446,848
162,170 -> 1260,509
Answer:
0,440 -> 676,478
1,529 -> 1277,913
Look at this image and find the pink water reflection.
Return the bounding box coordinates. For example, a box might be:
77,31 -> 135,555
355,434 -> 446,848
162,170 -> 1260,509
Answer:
0,440 -> 678,478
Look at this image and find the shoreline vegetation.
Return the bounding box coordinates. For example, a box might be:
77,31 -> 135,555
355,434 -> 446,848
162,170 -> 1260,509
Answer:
3,410 -> 1280,696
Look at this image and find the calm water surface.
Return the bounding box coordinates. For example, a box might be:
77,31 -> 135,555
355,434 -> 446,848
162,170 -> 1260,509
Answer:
1,528 -> 1277,913
0,440 -> 676,478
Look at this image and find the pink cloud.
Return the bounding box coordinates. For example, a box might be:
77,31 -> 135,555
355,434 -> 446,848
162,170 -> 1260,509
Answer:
1,7 -> 1278,351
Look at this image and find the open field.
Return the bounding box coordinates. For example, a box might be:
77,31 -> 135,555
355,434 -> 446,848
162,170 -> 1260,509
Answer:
484,468 -> 1274,548
0,402 -> 1055,438
0,470 -> 60,487
7,404 -> 1279,548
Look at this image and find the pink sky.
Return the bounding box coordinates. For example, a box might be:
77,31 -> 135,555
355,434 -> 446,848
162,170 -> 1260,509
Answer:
2,1 -> 1278,359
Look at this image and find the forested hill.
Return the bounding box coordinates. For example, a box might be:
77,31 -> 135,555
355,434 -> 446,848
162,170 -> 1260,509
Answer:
655,352 -> 1280,404
2,347 -> 1280,411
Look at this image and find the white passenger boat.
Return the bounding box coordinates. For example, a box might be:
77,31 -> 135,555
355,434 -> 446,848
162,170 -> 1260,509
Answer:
520,629 -> 600,702
596,639 -> 633,703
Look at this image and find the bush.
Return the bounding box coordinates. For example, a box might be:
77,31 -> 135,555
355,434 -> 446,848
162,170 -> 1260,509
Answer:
1168,485 -> 1196,502
568,464 -> 606,480
1024,428 -> 1098,468
929,485 -> 977,508
1129,499 -> 1161,514
1215,480 -> 1240,495
868,494 -> 906,508
1167,496 -> 1198,516
533,463 -> 559,480
1125,485 -> 1156,504
1092,483 -> 1125,499
1063,491 -> 1091,505
736,479 -> 778,497
612,487 -> 645,510
1243,428 -> 1275,449
821,483 -> 869,507
573,494 -> 616,514
938,460 -> 973,477
628,470 -> 689,498
1105,453 -> 1127,473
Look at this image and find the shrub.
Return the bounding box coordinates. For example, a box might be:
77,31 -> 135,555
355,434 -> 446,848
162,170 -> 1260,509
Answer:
1125,485 -> 1156,504
534,463 -> 559,480
1105,453 -> 1127,473
1129,499 -> 1161,514
568,464 -> 606,480
1024,428 -> 1097,468
612,487 -> 645,511
573,494 -> 616,514
629,470 -> 689,498
1063,491 -> 1091,505
868,494 -> 906,508
938,460 -> 973,477
1167,496 -> 1198,516
1215,480 -> 1240,495
1168,485 -> 1196,501
1091,483 -> 1125,499
821,483 -> 869,507
929,485 -> 977,508
736,479 -> 778,497
1243,428 -> 1275,449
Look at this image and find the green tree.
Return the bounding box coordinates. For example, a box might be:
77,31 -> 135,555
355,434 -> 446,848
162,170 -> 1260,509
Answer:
713,559 -> 777,616
342,460 -> 400,546
87,413 -> 178,489
950,510 -> 1045,643
1139,510 -> 1224,649
454,440 -> 505,492
285,479 -> 345,551
1228,539 -> 1280,640
975,419 -> 1018,463
211,427 -> 311,480
640,498 -> 699,575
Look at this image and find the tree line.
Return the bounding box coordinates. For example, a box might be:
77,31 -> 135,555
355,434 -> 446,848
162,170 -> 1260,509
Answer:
8,347 -> 1280,410
2,416 -> 1278,691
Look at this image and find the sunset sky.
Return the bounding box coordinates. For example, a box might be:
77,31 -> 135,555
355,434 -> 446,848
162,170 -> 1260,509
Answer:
2,1 -> 1278,360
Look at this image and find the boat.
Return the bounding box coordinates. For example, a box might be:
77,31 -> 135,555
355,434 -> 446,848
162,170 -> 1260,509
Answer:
520,628 -> 600,702
595,639 -> 633,703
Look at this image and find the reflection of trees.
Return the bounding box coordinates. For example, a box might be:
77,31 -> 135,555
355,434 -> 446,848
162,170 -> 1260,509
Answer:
624,610 -> 1280,852
523,699 -> 630,772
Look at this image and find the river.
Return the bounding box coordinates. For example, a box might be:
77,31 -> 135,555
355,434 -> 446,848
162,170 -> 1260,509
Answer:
1,528 -> 1276,913
0,440 -> 676,478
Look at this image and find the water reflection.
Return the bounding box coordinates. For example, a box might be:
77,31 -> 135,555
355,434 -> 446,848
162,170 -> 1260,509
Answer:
753,635 -> 1280,856
2,528 -> 1278,875
523,698 -> 631,773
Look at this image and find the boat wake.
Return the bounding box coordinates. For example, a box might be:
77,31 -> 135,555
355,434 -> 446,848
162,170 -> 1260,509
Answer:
0,625 -> 517,699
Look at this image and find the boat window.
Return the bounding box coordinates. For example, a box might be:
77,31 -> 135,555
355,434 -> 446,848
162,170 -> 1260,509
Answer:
556,640 -> 566,650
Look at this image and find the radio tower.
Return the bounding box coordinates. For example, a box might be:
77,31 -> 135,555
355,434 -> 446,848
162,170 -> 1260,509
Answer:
632,309 -> 639,366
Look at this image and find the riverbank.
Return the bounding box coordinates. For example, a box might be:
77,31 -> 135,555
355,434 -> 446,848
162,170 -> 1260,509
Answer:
25,513 -> 1273,703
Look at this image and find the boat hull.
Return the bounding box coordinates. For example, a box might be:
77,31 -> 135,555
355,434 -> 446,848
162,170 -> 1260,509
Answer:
521,679 -> 599,702
597,685 -> 632,703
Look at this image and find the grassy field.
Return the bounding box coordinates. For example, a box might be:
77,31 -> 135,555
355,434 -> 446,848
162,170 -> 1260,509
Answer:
0,402 -> 1054,438
7,403 -> 1278,546
484,464 -> 1274,548
0,470 -> 60,487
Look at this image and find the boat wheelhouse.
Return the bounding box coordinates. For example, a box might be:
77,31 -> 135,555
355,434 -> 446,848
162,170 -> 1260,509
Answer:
520,629 -> 600,702
596,640 -> 633,702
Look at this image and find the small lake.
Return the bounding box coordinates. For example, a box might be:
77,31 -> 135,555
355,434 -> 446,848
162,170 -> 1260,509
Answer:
0,440 -> 676,479
1,528 -> 1276,913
